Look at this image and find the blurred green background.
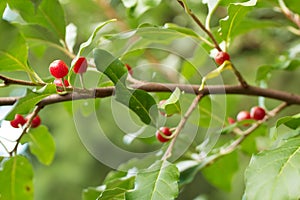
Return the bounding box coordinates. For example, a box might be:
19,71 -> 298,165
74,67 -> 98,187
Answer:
1,0 -> 300,199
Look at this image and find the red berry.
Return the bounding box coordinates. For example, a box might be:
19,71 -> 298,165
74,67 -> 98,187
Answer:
214,51 -> 230,65
125,64 -> 133,75
236,111 -> 251,122
250,106 -> 266,120
228,117 -> 236,124
10,114 -> 27,128
54,79 -> 70,92
31,115 -> 41,128
156,127 -> 173,143
49,60 -> 69,78
73,57 -> 88,74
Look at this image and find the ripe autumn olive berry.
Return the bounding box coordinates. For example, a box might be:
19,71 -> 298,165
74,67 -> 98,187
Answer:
49,60 -> 69,78
236,110 -> 251,122
156,127 -> 173,143
54,79 -> 70,92
250,106 -> 266,120
31,115 -> 41,128
10,114 -> 27,128
214,51 -> 230,65
73,57 -> 88,74
125,64 -> 133,75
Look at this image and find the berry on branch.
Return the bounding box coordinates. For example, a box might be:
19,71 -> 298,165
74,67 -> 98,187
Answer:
54,79 -> 70,92
214,51 -> 230,65
236,110 -> 251,122
125,64 -> 133,75
49,60 -> 69,78
156,127 -> 173,143
31,115 -> 41,128
73,57 -> 88,74
250,106 -> 266,120
10,114 -> 27,128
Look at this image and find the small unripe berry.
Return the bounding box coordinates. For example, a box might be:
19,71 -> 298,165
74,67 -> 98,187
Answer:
10,114 -> 27,128
49,60 -> 69,78
54,79 -> 70,92
125,64 -> 133,75
31,115 -> 41,128
73,57 -> 88,74
156,127 -> 173,143
228,117 -> 236,124
214,51 -> 230,65
236,111 -> 251,122
250,106 -> 266,120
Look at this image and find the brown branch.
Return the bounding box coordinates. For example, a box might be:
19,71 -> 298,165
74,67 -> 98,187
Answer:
162,93 -> 204,160
1,83 -> 300,107
0,74 -> 46,87
177,0 -> 222,52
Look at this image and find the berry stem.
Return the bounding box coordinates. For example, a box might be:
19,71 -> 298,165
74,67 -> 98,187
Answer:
79,74 -> 85,89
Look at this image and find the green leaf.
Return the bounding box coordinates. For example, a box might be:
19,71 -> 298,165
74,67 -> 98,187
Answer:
98,176 -> 135,200
94,49 -> 158,125
78,19 -> 116,56
5,84 -> 57,120
163,23 -> 199,38
21,125 -> 55,165
245,137 -> 300,200
8,0 -> 66,40
126,160 -> 179,200
0,19 -> 31,72
159,87 -> 181,116
202,151 -> 238,191
82,187 -> 102,200
276,113 -> 300,130
115,86 -> 158,125
219,0 -> 257,47
240,124 -> 267,154
123,0 -> 162,17
0,156 -> 34,200
94,49 -> 127,85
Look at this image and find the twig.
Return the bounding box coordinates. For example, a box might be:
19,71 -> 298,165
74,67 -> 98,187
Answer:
278,0 -> 300,29
231,64 -> 248,88
201,102 -> 288,163
177,0 -> 222,52
162,94 -> 204,160
0,74 -> 46,87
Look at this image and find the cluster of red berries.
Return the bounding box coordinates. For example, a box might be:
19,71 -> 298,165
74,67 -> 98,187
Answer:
229,106 -> 266,125
49,57 -> 88,91
214,51 -> 230,65
10,114 -> 41,129
155,127 -> 173,143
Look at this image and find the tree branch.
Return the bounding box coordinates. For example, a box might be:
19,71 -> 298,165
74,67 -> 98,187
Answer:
1,83 -> 300,107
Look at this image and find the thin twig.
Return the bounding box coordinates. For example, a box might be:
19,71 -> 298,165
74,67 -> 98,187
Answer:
202,102 -> 288,163
177,0 -> 222,52
162,94 -> 204,160
278,0 -> 300,29
0,74 -> 46,87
